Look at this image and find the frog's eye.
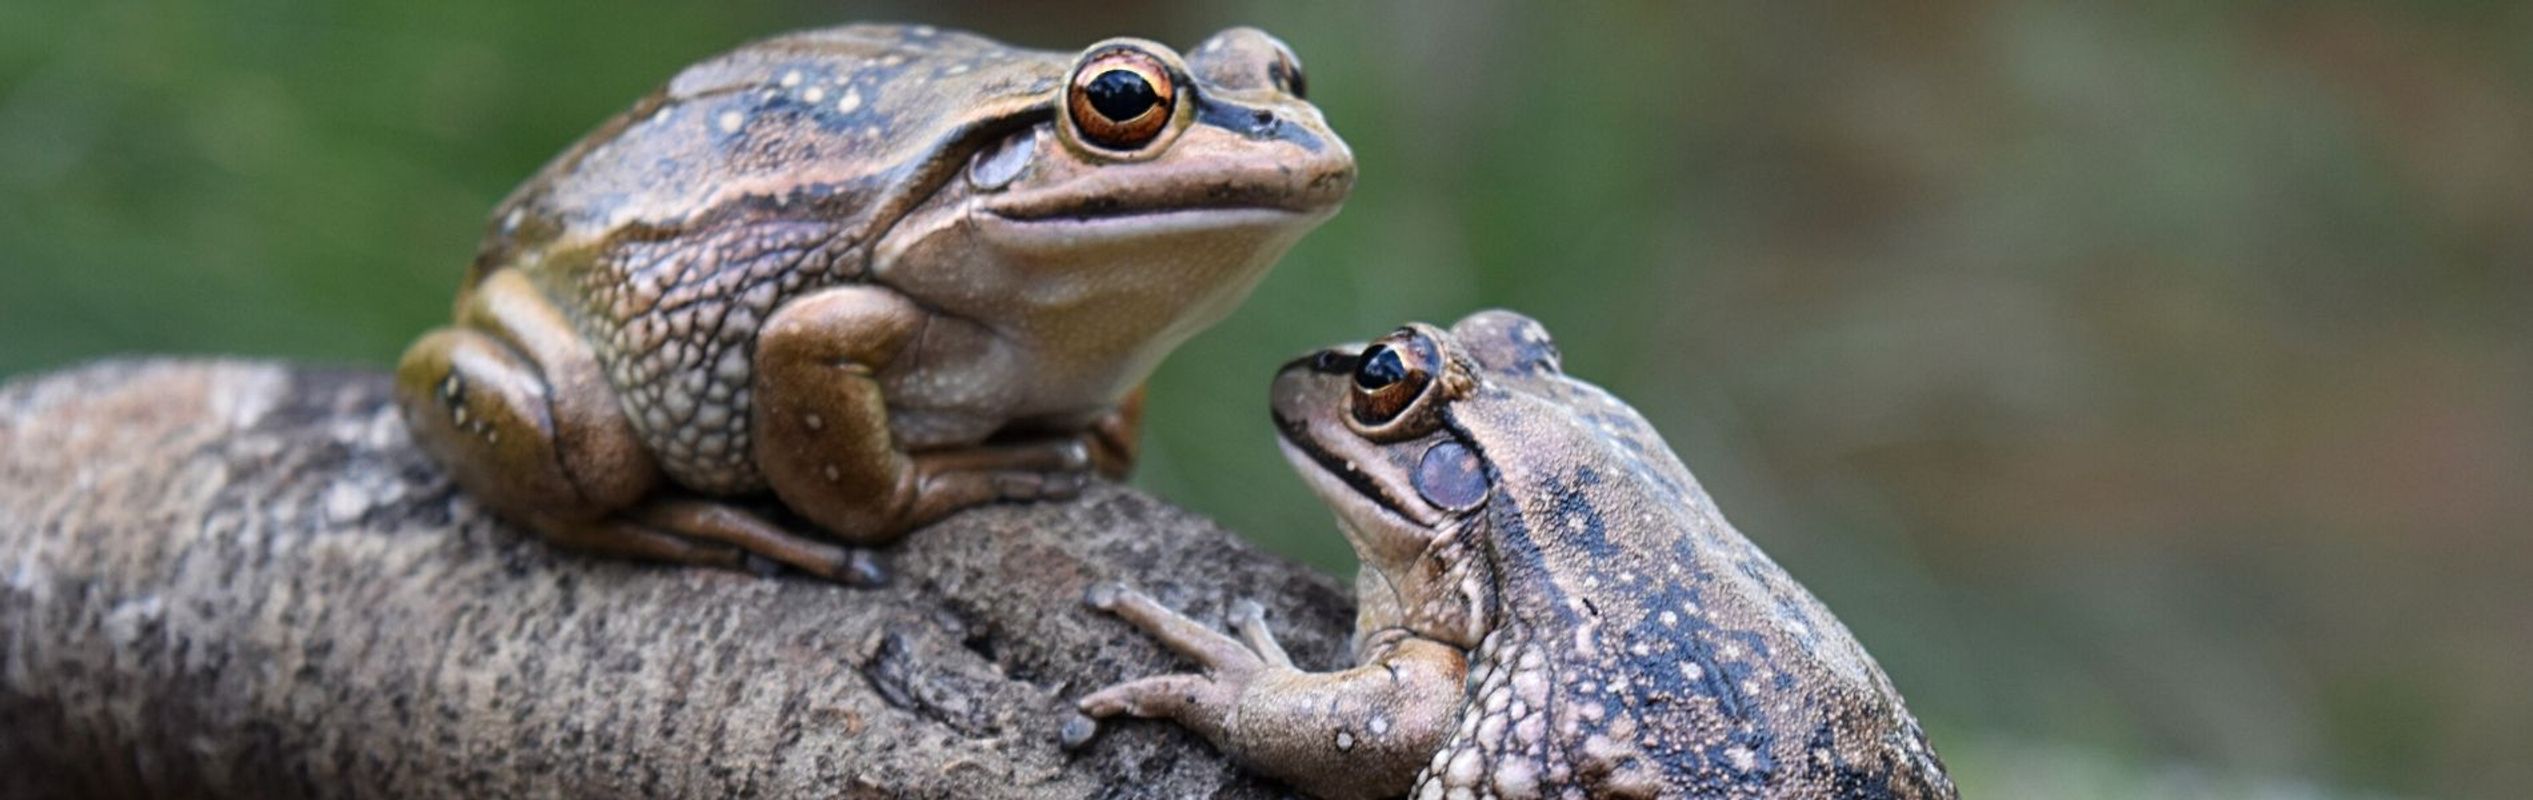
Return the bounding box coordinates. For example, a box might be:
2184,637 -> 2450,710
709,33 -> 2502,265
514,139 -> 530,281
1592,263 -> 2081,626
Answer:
1350,336 -> 1439,427
1269,42 -> 1307,99
1068,48 -> 1177,150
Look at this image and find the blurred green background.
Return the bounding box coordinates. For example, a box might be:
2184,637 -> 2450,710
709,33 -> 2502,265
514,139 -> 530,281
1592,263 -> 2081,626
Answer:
4,0 -> 2527,796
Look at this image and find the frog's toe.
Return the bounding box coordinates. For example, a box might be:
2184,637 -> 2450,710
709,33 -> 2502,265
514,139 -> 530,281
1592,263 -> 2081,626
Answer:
1083,581 -> 1131,610
1041,469 -> 1089,498
973,468 -> 1082,502
781,545 -> 888,587
1056,711 -> 1102,751
789,545 -> 889,586
1227,599 -> 1266,625
1086,394 -> 1143,480
837,548 -> 890,587
1091,587 -> 1262,674
1225,599 -> 1296,668
895,439 -> 1098,525
741,553 -> 786,578
1078,674 -> 1224,721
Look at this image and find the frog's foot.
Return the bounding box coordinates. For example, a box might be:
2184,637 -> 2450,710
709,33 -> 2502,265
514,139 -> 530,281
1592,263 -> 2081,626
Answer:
590,499 -> 887,585
1075,583 -> 1466,799
899,438 -> 1095,523
1075,583 -> 1276,736
396,270 -> 661,529
1084,387 -> 1145,481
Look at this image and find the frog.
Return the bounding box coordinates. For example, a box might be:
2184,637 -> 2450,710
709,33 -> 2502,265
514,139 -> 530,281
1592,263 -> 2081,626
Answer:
394,24 -> 1352,582
1077,310 -> 1956,799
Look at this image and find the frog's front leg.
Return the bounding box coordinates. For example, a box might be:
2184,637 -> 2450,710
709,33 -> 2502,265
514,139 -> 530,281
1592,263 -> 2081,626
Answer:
753,285 -> 1094,546
1084,385 -> 1143,480
1078,583 -> 1465,800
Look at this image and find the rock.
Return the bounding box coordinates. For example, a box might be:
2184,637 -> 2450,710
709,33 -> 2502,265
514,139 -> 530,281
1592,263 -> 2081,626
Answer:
0,360 -> 1353,799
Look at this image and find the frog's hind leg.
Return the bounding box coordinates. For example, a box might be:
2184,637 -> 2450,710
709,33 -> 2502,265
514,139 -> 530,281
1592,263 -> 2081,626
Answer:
531,498 -> 886,584
399,322 -> 746,569
399,271 -> 876,582
390,272 -> 683,551
397,271 -> 659,520
534,494 -> 893,582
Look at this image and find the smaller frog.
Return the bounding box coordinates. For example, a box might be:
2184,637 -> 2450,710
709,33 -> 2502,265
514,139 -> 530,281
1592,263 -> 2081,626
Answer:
1079,311 -> 1955,799
396,25 -> 1350,581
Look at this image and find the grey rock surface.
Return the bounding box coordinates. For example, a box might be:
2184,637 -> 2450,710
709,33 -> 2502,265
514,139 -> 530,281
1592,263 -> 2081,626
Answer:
0,360 -> 1351,799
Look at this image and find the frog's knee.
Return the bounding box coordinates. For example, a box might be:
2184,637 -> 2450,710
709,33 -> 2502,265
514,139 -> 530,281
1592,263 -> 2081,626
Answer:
397,328 -> 628,518
397,329 -> 570,511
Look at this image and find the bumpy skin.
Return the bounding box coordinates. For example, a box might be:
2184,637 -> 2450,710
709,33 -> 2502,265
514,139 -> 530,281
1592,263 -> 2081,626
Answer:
395,24 -> 1352,579
1082,311 -> 1955,799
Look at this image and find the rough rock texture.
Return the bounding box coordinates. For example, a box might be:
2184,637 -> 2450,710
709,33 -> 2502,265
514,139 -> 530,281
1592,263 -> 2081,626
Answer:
0,360 -> 1354,799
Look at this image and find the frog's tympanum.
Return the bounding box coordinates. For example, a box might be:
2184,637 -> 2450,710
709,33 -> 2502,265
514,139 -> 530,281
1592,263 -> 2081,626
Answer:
395,25 -> 1352,580
1080,311 -> 1955,799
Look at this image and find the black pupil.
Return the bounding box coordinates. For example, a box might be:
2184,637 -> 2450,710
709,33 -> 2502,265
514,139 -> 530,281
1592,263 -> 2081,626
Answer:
1354,345 -> 1407,391
1085,69 -> 1159,122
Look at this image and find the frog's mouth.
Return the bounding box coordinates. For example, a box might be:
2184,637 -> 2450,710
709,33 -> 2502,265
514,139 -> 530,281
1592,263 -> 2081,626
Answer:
981,183 -> 1338,229
983,204 -> 1319,241
980,146 -> 1351,229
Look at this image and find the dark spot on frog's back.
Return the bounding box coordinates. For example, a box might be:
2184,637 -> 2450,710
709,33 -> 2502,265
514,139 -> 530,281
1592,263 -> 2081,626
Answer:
1535,472 -> 1622,561
1809,718 -> 1941,800
1575,464 -> 1606,486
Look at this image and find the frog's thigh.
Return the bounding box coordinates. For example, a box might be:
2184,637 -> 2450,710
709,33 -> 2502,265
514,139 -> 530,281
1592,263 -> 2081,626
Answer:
394,271 -> 658,520
400,331 -> 745,571
754,286 -> 1090,545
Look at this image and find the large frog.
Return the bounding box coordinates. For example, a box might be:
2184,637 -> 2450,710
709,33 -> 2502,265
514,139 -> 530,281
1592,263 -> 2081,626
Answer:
396,25 -> 1352,581
1079,311 -> 1955,799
